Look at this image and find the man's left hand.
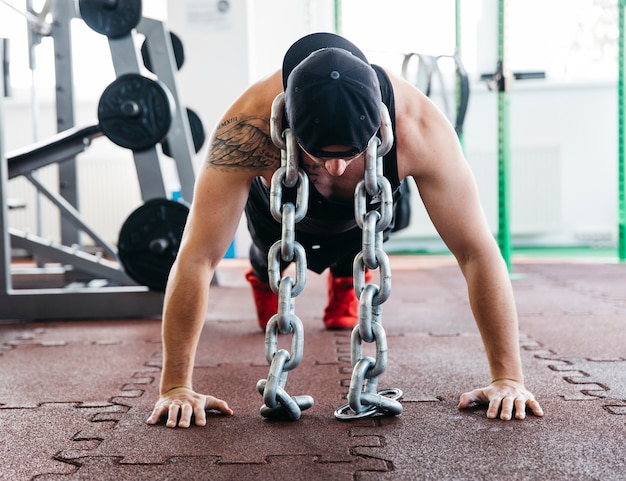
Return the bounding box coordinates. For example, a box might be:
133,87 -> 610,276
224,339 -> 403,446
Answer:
457,379 -> 544,420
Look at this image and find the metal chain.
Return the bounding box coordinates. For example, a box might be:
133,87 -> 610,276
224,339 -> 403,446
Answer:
256,93 -> 314,420
335,103 -> 403,420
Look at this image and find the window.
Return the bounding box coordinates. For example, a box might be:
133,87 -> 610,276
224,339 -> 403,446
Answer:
340,0 -> 619,83
508,0 -> 618,81
0,0 -> 167,97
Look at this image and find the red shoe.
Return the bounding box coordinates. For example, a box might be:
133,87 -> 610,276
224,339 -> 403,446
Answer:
245,269 -> 278,330
323,270 -> 372,330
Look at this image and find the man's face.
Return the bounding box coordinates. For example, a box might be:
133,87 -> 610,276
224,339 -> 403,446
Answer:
301,145 -> 364,176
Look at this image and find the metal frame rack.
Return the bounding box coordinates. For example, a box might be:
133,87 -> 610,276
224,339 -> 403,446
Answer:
0,1 -> 197,320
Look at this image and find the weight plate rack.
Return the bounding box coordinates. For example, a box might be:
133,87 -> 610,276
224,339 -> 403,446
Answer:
0,0 -> 205,320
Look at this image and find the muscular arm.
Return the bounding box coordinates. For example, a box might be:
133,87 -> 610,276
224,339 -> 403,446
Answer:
147,74 -> 282,427
413,127 -> 523,385
391,73 -> 543,420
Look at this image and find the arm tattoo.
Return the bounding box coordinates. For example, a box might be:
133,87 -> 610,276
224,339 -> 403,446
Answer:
207,115 -> 280,171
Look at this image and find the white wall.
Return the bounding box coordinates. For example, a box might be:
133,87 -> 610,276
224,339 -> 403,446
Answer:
388,79 -> 618,252
164,0 -> 252,164
164,0 -> 335,147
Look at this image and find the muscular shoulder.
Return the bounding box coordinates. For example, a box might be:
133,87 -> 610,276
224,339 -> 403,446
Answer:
209,114 -> 279,172
206,71 -> 283,175
383,68 -> 464,180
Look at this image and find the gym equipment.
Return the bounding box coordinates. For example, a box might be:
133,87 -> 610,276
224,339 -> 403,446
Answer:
162,107 -> 206,158
400,49 -> 470,237
401,53 -> 469,137
0,1 -> 203,320
496,0 -> 512,271
258,92 -> 402,421
78,0 -> 142,38
402,1 -> 545,271
8,73 -> 174,179
141,31 -> 185,73
132,17 -> 198,202
118,198 -> 189,291
2,38 -> 8,98
617,0 -> 626,262
98,73 -> 174,151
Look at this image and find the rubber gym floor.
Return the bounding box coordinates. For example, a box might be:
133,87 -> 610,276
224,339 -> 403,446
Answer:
1,255 -> 624,481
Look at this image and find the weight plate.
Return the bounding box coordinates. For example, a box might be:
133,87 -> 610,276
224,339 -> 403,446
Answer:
79,0 -> 142,38
161,107 -> 206,158
141,31 -> 185,73
98,73 -> 174,151
118,198 -> 190,291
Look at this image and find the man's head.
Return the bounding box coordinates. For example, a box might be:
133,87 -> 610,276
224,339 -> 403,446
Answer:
283,34 -> 381,158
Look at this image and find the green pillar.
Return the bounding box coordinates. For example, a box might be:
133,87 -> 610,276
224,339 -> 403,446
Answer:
334,0 -> 342,35
455,0 -> 461,53
617,0 -> 626,262
497,0 -> 512,271
455,0 -> 464,147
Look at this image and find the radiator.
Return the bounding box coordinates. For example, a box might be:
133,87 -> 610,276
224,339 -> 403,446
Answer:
509,144 -> 563,234
6,149 -> 142,246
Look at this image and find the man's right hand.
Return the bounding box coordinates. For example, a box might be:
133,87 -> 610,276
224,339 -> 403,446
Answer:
146,386 -> 234,428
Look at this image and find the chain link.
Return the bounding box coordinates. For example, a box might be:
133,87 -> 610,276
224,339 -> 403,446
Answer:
257,93 -> 314,420
335,103 -> 403,420
262,94 -> 401,420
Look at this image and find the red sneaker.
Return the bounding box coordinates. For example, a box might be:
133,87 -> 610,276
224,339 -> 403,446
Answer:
323,270 -> 372,330
245,269 -> 278,330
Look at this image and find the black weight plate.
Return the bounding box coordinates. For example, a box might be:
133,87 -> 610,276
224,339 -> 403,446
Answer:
118,198 -> 190,291
98,73 -> 173,151
141,31 -> 185,73
79,0 -> 142,38
161,107 -> 206,158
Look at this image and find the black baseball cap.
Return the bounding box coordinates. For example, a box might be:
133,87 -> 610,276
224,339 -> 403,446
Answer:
282,33 -> 381,157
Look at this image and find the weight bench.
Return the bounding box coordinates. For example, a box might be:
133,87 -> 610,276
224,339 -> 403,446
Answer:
7,125 -> 103,177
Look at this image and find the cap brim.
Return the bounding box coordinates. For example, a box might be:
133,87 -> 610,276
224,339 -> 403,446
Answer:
282,32 -> 369,88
